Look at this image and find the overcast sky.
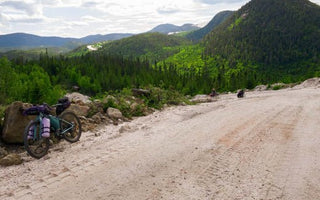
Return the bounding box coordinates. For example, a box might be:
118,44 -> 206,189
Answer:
0,0 -> 319,38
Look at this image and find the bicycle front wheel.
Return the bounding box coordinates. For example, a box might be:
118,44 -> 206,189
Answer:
60,111 -> 82,143
24,120 -> 50,159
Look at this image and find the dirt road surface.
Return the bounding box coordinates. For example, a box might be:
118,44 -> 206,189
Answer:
1,87 -> 320,200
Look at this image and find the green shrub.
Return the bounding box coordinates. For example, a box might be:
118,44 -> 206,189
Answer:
272,85 -> 284,90
99,86 -> 191,118
0,105 -> 6,135
141,86 -> 192,109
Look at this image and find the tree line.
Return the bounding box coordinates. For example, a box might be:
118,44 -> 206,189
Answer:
0,52 -> 224,105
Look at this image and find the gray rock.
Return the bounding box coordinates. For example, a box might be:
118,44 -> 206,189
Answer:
65,92 -> 91,105
107,108 -> 123,119
0,153 -> 23,166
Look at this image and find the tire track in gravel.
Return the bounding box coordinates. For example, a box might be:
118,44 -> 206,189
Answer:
7,104 -> 198,200
1,127 -> 133,200
195,105 -> 303,200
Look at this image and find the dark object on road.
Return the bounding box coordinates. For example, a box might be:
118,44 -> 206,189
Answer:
237,89 -> 244,98
209,88 -> 218,97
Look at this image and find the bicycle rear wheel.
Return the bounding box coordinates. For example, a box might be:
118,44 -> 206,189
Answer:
60,111 -> 82,143
24,120 -> 50,159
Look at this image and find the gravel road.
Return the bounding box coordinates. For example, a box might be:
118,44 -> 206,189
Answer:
1,87 -> 320,200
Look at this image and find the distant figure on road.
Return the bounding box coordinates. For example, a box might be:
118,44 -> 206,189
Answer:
209,88 -> 218,97
237,89 -> 245,98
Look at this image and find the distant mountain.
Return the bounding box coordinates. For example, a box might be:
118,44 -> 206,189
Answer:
149,23 -> 200,34
204,0 -> 320,64
186,11 -> 234,42
96,32 -> 192,61
0,33 -> 76,49
0,33 -> 133,52
0,23 -> 197,52
203,0 -> 320,80
79,33 -> 134,44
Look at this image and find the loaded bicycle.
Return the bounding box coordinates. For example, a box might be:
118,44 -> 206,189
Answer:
23,97 -> 81,159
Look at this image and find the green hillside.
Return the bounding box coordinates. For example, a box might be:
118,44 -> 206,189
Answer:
185,10 -> 234,42
1,0 -> 320,106
97,32 -> 192,61
158,0 -> 320,91
203,0 -> 320,82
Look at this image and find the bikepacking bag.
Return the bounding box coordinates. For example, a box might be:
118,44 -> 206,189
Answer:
23,105 -> 50,115
41,117 -> 50,138
56,97 -> 71,116
27,117 -> 50,139
48,115 -> 60,131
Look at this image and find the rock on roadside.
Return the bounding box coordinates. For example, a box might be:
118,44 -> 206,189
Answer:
0,147 -> 8,159
0,153 -> 22,166
65,92 -> 92,105
1,102 -> 35,144
191,95 -> 216,103
66,104 -> 90,117
107,108 -> 123,119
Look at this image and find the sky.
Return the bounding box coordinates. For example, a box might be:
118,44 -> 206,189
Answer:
0,0 -> 319,38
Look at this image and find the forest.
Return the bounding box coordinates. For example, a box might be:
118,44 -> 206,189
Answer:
0,0 -> 320,107
0,52 -> 217,105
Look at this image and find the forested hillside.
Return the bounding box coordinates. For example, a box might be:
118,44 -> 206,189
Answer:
97,32 -> 192,61
149,23 -> 199,34
1,0 -> 320,106
159,0 -> 320,91
0,51 -> 213,105
185,10 -> 234,42
203,0 -> 320,82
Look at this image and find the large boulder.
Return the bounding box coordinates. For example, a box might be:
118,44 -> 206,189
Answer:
66,104 -> 90,117
65,92 -> 92,105
1,102 -> 34,144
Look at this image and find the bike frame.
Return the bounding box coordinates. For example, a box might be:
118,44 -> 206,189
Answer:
59,118 -> 75,135
30,112 -> 75,140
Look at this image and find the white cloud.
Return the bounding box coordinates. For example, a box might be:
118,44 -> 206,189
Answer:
39,0 -> 62,6
81,15 -> 104,22
194,0 -> 243,5
0,0 -> 319,37
0,0 -> 42,16
311,0 -> 320,4
81,1 -> 101,8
